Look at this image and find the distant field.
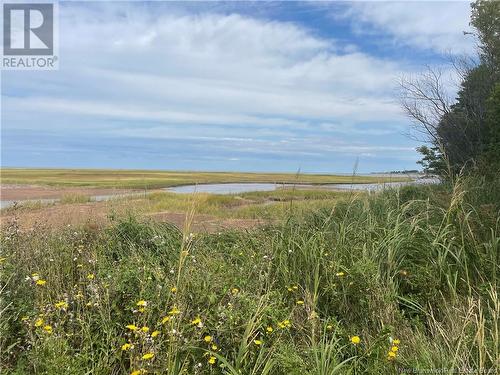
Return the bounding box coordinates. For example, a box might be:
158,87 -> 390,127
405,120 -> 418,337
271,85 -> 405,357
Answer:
0,168 -> 409,189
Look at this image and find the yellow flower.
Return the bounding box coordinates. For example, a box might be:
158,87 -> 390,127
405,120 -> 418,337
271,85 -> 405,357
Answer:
35,318 -> 44,327
211,344 -> 218,350
350,336 -> 360,345
21,316 -> 29,321
140,326 -> 149,333
55,301 -> 69,309
391,346 -> 399,352
393,339 -> 400,345
204,335 -> 212,343
335,272 -> 345,277
126,324 -> 138,331
130,370 -> 146,375
138,307 -> 145,313
292,285 -> 298,290
208,356 -> 216,365
266,326 -> 273,333
142,353 -> 154,360
35,279 -> 47,286
287,287 -> 293,292
136,300 -> 147,307
86,273 -> 95,280
191,317 -> 202,325
75,291 -> 84,299
254,339 -> 262,345
296,300 -> 304,305
151,330 -> 160,338
43,325 -> 53,334
277,319 -> 291,329
231,288 -> 239,295
387,351 -> 396,360
168,306 -> 180,315
121,343 -> 133,351
326,324 -> 333,330
170,287 -> 177,293
161,316 -> 171,324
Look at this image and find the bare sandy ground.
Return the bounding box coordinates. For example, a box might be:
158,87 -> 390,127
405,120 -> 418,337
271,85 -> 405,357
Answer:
0,184 -> 138,200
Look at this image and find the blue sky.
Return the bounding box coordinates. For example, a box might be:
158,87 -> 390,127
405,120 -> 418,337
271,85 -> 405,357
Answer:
1,1 -> 475,173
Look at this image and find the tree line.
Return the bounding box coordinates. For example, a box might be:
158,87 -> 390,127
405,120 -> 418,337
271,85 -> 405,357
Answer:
400,0 -> 499,180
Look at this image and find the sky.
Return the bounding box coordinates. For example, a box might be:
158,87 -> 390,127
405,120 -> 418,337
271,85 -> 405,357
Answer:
0,1 -> 476,173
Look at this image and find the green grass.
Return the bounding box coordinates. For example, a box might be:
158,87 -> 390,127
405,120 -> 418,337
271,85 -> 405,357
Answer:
140,189 -> 355,220
0,177 -> 498,374
0,168 -> 409,189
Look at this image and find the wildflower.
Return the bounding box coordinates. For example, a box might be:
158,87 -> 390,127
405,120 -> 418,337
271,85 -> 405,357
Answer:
168,306 -> 180,315
170,287 -> 177,293
204,335 -> 212,343
254,339 -> 262,346
35,279 -> 47,286
350,336 -> 360,345
391,346 -> 399,352
266,326 -> 273,333
121,343 -> 133,351
231,288 -> 239,295
151,330 -> 160,338
21,316 -> 29,321
208,356 -> 216,365
326,324 -> 333,330
278,319 -> 291,329
142,353 -> 154,360
136,300 -> 147,307
393,339 -> 400,345
75,291 -> 84,299
126,324 -> 138,331
86,273 -> 95,280
43,325 -> 53,334
296,300 -> 304,305
130,370 -> 146,375
35,318 -> 44,327
55,301 -> 69,310
191,317 -> 202,326
211,344 -> 218,350
335,272 -> 345,277
292,285 -> 298,290
161,316 -> 171,324
287,287 -> 293,292
387,351 -> 396,360
140,326 -> 149,333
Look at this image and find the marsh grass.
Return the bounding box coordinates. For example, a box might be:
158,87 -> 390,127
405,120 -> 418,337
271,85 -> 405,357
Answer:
0,177 -> 498,374
0,169 -> 408,189
59,193 -> 91,204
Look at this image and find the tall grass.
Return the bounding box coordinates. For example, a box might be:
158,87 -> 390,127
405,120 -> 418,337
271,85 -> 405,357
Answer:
0,178 -> 498,374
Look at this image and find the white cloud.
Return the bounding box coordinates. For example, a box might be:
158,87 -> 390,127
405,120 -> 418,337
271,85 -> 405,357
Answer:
2,2 -> 427,170
341,1 -> 475,55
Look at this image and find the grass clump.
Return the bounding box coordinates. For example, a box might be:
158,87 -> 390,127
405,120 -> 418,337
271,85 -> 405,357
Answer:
0,178 -> 498,374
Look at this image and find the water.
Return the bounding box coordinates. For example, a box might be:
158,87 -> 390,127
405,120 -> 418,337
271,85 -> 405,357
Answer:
0,192 -> 147,210
1,178 -> 439,209
165,183 -> 282,194
165,178 -> 439,195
